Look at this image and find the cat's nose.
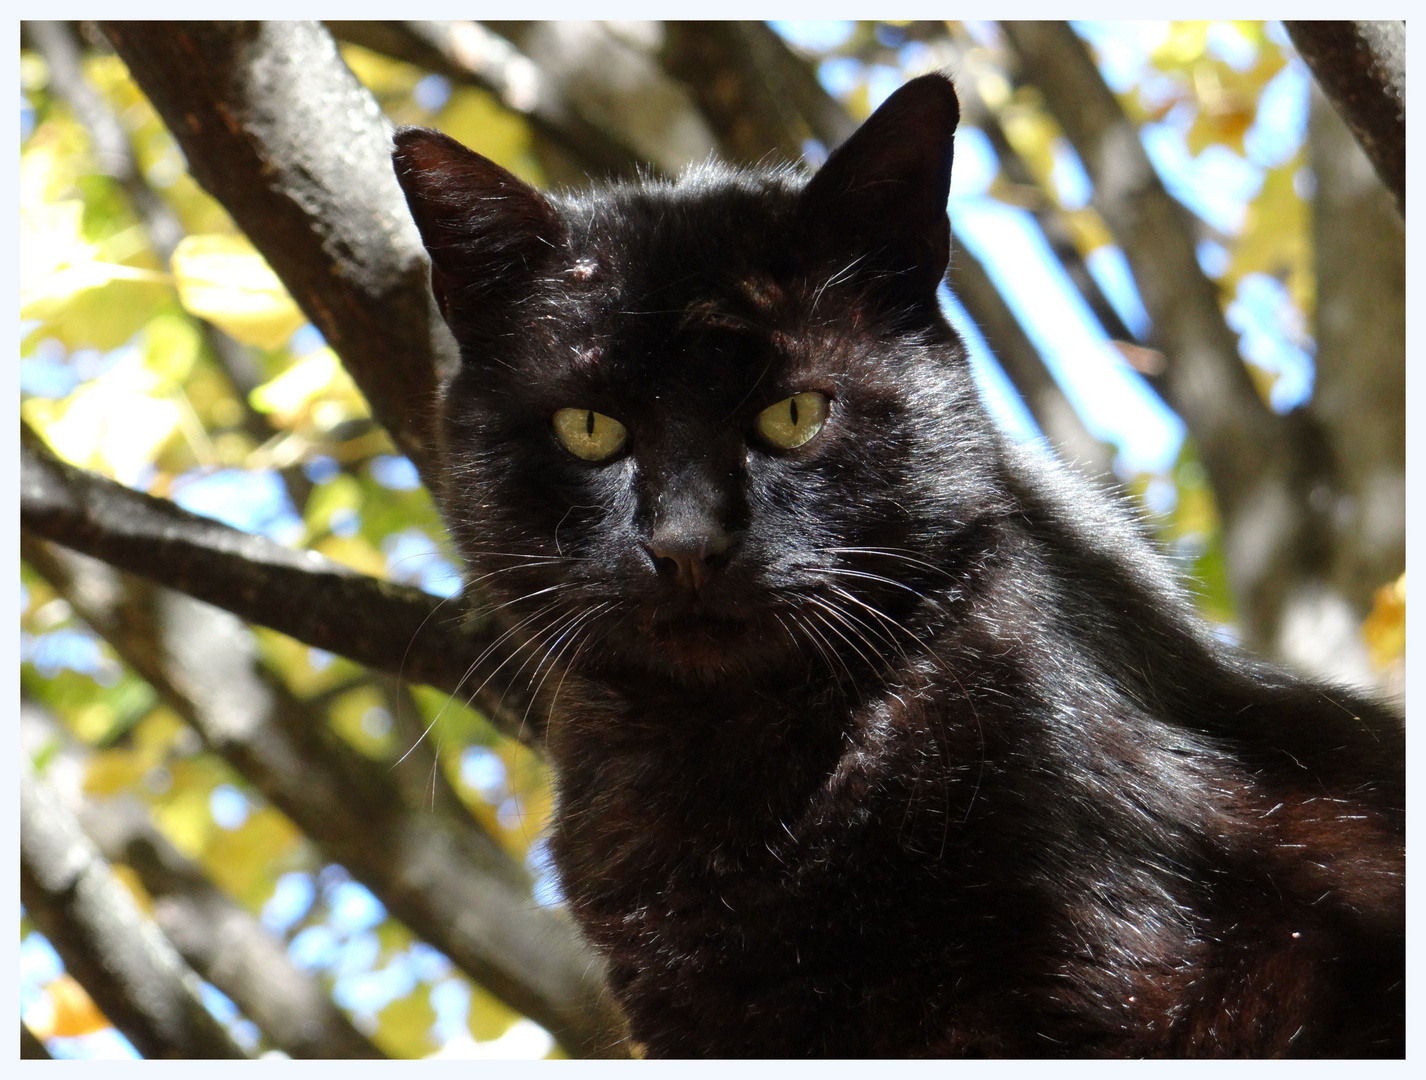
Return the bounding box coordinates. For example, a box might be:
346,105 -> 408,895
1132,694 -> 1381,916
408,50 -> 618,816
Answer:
645,525 -> 736,591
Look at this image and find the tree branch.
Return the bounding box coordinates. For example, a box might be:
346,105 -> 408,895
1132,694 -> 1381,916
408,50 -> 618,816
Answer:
21,767 -> 250,1059
326,20 -> 645,182
999,21 -> 1326,651
659,21 -> 833,166
21,702 -> 383,1059
948,245 -> 1114,478
20,442 -> 538,742
22,540 -> 628,1058
485,21 -> 718,174
1284,21 -> 1405,215
99,21 -> 452,491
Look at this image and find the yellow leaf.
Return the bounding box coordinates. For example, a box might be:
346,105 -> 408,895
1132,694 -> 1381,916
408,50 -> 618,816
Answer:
316,535 -> 389,579
329,685 -> 394,760
20,200 -> 94,288
21,113 -> 92,207
27,347 -> 181,486
44,975 -> 111,1038
203,806 -> 302,906
83,751 -> 147,798
172,234 -> 305,349
1000,103 -> 1059,193
20,200 -> 171,351
467,983 -> 519,1042
339,43 -> 423,99
375,984 -> 438,1059
153,785 -> 214,859
249,348 -> 340,425
20,49 -> 48,93
1362,574 -> 1406,670
142,311 -> 203,387
1153,22 -> 1209,71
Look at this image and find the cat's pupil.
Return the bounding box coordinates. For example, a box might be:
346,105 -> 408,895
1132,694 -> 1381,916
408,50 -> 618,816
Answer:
790,398 -> 799,426
585,410 -> 595,437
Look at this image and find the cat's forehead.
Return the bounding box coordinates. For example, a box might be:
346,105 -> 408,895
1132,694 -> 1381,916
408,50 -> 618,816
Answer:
557,172 -> 797,274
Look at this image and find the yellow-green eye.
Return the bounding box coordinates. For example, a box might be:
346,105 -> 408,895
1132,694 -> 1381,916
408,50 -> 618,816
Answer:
553,407 -> 627,461
756,392 -> 829,450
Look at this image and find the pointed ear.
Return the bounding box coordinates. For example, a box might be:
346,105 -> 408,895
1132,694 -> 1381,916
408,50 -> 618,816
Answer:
798,73 -> 959,299
391,126 -> 565,322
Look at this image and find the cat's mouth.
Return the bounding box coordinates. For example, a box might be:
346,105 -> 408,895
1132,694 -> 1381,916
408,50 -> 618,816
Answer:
629,607 -> 785,680
649,612 -> 752,644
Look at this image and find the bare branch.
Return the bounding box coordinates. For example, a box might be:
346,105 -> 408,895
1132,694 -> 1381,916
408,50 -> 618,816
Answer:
1284,21 -> 1405,214
948,245 -> 1114,479
99,21 -> 452,490
659,22 -> 832,166
20,442 -> 537,742
21,767 -> 250,1059
486,21 -> 718,173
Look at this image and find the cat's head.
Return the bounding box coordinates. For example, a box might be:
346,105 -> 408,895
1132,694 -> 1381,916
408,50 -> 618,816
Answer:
392,74 -> 1003,685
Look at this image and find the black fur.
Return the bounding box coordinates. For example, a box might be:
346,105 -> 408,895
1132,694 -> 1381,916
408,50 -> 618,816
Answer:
391,74 -> 1404,1057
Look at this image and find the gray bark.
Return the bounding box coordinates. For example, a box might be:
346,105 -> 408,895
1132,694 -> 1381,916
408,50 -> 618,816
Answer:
21,768 -> 250,1059
325,20 -> 645,186
20,441 -> 538,743
1284,21 -> 1405,214
1273,87 -> 1405,689
487,21 -> 718,173
100,21 -> 453,491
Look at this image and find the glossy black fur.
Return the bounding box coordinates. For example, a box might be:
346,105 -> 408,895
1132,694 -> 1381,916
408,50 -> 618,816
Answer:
391,75 -> 1404,1057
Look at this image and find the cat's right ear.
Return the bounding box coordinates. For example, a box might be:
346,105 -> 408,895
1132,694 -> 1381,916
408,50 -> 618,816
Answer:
391,127 -> 565,322
797,73 -> 959,302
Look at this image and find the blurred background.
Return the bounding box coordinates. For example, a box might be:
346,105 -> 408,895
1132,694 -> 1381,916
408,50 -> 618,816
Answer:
20,20 -> 1405,1060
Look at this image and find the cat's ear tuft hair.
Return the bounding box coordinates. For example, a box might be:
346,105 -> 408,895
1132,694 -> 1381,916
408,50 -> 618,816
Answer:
799,73 -> 959,299
392,126 -> 565,320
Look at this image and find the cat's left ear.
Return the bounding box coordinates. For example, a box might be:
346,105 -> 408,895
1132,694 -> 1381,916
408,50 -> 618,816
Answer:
798,73 -> 959,300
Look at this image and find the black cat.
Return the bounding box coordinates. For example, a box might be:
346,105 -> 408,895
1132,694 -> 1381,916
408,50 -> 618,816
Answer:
391,74 -> 1404,1057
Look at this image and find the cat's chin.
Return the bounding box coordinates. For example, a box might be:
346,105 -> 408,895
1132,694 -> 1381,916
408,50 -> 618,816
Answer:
619,611 -> 793,684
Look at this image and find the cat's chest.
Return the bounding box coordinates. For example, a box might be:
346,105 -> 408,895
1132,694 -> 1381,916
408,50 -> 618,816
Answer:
544,676 -> 968,945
